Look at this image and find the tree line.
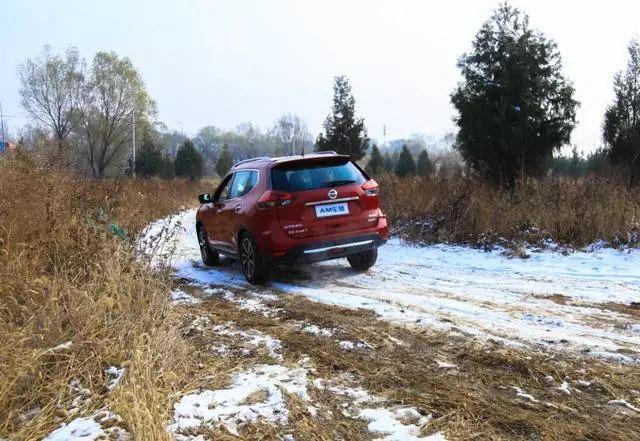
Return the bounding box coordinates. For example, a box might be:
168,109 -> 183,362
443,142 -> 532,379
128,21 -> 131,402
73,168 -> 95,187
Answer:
14,47 -> 315,179
312,3 -> 640,185
12,2 -> 640,186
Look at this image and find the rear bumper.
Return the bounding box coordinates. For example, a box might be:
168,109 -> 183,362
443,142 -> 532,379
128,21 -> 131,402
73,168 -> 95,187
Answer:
273,232 -> 387,264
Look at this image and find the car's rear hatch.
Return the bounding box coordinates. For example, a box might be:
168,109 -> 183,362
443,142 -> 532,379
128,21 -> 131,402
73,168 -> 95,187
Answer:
269,155 -> 380,239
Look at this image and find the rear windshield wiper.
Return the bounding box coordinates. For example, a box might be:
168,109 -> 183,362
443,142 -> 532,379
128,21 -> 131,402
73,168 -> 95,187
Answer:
325,179 -> 356,187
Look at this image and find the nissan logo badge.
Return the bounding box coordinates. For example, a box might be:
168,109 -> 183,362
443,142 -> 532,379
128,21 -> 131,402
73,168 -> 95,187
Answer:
328,189 -> 338,199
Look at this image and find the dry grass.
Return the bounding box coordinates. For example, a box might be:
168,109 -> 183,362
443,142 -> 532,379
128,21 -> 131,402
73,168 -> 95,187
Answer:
0,159 -> 210,439
378,174 -> 640,248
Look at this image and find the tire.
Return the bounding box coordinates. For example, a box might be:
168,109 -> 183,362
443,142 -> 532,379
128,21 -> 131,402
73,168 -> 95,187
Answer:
347,248 -> 378,272
239,233 -> 270,284
197,224 -> 219,266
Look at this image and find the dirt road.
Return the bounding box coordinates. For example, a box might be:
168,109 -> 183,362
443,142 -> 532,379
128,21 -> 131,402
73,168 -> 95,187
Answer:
152,210 -> 640,363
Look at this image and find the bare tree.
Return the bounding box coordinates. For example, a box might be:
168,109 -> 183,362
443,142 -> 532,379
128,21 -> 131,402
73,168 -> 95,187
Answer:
17,46 -> 85,157
80,52 -> 154,178
271,114 -> 310,155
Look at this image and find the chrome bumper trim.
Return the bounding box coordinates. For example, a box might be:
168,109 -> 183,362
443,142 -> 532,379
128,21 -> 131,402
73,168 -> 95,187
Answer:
303,239 -> 374,255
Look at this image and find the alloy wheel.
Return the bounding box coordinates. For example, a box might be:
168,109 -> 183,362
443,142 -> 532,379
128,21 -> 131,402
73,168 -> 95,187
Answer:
241,237 -> 255,280
198,227 -> 209,261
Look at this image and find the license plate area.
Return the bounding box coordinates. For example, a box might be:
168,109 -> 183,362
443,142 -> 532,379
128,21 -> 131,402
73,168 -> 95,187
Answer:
315,202 -> 349,218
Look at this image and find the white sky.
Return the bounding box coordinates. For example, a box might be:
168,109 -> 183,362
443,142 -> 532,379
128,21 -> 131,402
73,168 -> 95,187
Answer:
2,0 -> 639,152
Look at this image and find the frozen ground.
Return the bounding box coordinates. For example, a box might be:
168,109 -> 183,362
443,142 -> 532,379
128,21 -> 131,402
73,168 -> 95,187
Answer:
144,210 -> 640,362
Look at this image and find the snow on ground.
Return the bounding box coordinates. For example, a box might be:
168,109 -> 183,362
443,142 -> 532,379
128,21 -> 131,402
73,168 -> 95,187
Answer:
105,366 -> 125,391
313,376 -> 445,440
294,323 -> 336,337
169,364 -> 309,436
170,288 -> 201,305
359,407 -> 445,441
43,411 -> 129,441
511,387 -> 539,403
169,358 -> 446,440
211,321 -> 284,360
146,210 -> 640,361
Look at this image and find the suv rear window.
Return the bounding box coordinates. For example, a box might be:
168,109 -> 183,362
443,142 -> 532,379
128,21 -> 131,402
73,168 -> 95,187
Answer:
271,159 -> 366,192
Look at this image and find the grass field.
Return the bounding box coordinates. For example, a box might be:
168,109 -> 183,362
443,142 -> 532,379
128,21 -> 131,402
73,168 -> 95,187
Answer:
1,158 -> 639,440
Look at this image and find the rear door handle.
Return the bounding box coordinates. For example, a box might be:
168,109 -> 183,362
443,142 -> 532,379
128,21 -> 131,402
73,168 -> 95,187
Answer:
234,205 -> 242,214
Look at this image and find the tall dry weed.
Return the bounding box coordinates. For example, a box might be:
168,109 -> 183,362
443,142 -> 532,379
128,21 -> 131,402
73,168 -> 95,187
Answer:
0,159 -> 208,439
378,174 -> 640,248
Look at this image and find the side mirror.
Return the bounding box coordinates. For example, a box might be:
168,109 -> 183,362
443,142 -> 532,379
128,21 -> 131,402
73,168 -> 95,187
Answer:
198,193 -> 212,204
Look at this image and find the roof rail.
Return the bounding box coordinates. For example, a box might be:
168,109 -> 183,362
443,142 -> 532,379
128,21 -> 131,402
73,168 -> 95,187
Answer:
314,150 -> 338,155
232,156 -> 271,168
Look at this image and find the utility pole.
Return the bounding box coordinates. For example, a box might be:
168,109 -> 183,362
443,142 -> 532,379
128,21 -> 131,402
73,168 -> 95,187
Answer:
131,109 -> 136,178
383,125 -> 386,148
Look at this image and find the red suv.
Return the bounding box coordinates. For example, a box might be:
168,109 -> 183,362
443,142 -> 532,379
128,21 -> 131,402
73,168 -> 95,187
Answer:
196,152 -> 388,284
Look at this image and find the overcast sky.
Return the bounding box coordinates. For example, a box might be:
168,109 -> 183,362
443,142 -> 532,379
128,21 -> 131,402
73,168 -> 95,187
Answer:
2,0 -> 639,152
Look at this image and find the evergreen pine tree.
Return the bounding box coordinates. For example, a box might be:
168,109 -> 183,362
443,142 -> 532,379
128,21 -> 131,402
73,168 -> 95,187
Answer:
174,138 -> 203,180
395,145 -> 416,177
216,143 -> 234,177
135,132 -> 164,178
366,144 -> 384,175
160,155 -> 175,179
451,3 -> 577,186
604,38 -> 640,185
383,153 -> 395,173
316,76 -> 369,160
416,150 -> 434,177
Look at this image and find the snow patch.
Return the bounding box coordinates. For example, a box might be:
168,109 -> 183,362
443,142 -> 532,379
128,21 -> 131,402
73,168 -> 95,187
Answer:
43,410 -> 128,441
313,378 -> 383,406
46,341 -> 73,353
358,406 -> 444,441
608,399 -> 640,413
170,288 -> 201,305
435,361 -> 458,369
512,387 -> 539,403
313,378 -> 446,440
169,364 -> 309,436
338,340 -> 372,351
212,322 -> 283,361
556,381 -> 571,395
297,323 -> 335,337
105,366 -> 125,391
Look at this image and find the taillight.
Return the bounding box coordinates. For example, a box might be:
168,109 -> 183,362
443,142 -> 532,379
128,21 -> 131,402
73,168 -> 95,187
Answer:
256,190 -> 295,209
362,179 -> 379,196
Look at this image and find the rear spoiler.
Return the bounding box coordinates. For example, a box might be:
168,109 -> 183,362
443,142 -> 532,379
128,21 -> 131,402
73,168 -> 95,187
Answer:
272,154 -> 351,169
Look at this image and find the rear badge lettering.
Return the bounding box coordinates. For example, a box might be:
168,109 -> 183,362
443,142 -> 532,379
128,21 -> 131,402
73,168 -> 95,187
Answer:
315,202 -> 350,218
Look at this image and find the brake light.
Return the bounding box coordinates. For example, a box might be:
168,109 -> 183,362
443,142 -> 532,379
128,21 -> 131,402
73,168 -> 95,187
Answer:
362,179 -> 379,196
256,190 -> 295,209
